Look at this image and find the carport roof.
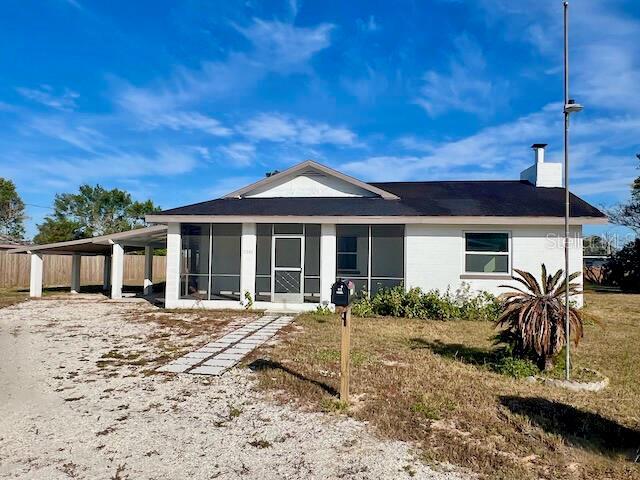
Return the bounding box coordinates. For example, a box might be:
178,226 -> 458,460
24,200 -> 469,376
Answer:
7,225 -> 167,256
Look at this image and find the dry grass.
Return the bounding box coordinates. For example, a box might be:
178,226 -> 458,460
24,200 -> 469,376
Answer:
0,288 -> 28,308
253,292 -> 640,480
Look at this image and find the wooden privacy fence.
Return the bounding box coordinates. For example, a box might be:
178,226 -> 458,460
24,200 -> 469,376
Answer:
0,252 -> 166,289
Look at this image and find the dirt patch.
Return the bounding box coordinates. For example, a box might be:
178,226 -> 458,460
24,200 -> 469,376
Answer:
0,297 -> 468,480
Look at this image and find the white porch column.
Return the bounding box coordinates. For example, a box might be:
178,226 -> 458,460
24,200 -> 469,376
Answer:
102,255 -> 112,292
143,245 -> 154,296
320,224 -> 336,305
70,254 -> 81,294
110,243 -> 124,299
165,223 -> 181,308
240,223 -> 257,306
29,252 -> 44,298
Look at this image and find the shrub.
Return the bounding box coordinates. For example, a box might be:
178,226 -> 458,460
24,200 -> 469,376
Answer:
603,239 -> 640,292
350,283 -> 500,321
495,265 -> 584,371
494,356 -> 540,378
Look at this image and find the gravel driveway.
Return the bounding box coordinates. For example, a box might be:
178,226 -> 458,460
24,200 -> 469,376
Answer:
0,296 -> 470,480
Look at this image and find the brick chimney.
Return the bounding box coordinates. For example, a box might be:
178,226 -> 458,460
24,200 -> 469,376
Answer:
520,144 -> 563,188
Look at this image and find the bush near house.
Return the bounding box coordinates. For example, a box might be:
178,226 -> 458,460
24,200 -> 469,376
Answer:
350,284 -> 501,322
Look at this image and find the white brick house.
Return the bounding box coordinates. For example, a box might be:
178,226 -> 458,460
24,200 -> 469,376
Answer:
17,144 -> 606,311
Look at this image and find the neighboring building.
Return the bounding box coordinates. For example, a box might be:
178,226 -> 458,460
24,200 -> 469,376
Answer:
14,144 -> 607,310
0,235 -> 29,250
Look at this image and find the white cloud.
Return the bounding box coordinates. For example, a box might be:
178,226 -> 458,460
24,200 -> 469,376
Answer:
218,142 -> 256,166
344,103 -> 639,200
26,116 -> 104,152
17,85 -> 79,111
240,113 -> 357,146
415,34 -> 506,117
112,18 -> 334,115
235,19 -> 333,73
21,147 -> 199,188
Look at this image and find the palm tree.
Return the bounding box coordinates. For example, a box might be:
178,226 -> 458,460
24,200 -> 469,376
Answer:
496,265 -> 584,371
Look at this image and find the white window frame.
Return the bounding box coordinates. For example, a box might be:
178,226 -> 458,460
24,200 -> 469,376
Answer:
463,230 -> 511,275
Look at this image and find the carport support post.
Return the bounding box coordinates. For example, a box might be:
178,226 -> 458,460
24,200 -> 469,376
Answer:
143,245 -> 154,296
70,254 -> 81,294
29,252 -> 43,298
110,242 -> 124,299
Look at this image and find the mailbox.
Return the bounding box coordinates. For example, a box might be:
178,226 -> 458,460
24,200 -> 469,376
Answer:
331,279 -> 354,307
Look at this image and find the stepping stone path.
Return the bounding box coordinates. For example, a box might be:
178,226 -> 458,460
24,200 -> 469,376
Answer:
156,315 -> 294,376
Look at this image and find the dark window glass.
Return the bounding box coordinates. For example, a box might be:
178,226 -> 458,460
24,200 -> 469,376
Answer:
275,238 -> 301,268
337,236 -> 357,253
180,275 -> 210,300
255,276 -> 271,302
256,224 -> 272,275
304,224 -> 321,277
370,278 -> 403,296
211,224 -> 241,275
465,254 -> 509,273
180,224 -> 210,275
274,223 -> 303,234
211,275 -> 240,300
336,225 -> 368,277
465,232 -> 508,252
337,253 -> 357,271
371,225 -> 404,278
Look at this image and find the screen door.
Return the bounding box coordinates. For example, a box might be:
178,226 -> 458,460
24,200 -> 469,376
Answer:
273,236 -> 304,303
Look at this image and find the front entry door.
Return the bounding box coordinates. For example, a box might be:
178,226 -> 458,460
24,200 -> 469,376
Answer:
272,236 -> 304,304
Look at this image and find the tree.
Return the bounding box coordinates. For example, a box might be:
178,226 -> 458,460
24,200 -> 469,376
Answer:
0,178 -> 26,240
603,239 -> 640,293
34,184 -> 160,244
609,154 -> 640,235
495,265 -> 584,371
583,234 -> 615,256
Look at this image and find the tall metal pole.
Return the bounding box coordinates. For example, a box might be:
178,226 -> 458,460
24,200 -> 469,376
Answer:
563,0 -> 571,381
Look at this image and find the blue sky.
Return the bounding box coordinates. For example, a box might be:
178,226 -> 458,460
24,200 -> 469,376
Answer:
1,0 -> 639,240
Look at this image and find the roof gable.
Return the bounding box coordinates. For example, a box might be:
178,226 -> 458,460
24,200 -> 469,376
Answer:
223,160 -> 400,200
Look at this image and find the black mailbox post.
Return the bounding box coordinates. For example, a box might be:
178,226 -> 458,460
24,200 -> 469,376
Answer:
331,279 -> 353,307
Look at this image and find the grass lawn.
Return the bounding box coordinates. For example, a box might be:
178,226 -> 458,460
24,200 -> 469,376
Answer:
252,292 -> 640,480
0,288 -> 29,308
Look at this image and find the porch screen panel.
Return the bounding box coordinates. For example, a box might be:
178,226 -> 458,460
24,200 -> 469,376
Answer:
336,225 -> 369,296
370,225 -> 404,296
180,224 -> 210,299
255,224 -> 272,302
211,224 -> 241,300
304,224 -> 321,303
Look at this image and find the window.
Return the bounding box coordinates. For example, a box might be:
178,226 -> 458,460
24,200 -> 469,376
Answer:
337,224 -> 404,296
179,223 -> 241,300
304,224 -> 321,303
210,224 -> 241,300
370,225 -> 404,295
464,232 -> 510,274
255,224 -> 272,302
180,224 -> 210,299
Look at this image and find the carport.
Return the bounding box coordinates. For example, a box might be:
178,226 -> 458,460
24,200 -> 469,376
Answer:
8,225 -> 167,300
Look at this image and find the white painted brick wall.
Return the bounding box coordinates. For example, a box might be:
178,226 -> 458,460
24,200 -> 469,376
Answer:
405,224 -> 583,305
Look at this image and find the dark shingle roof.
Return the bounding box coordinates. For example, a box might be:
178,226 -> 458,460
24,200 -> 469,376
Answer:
157,181 -> 605,218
